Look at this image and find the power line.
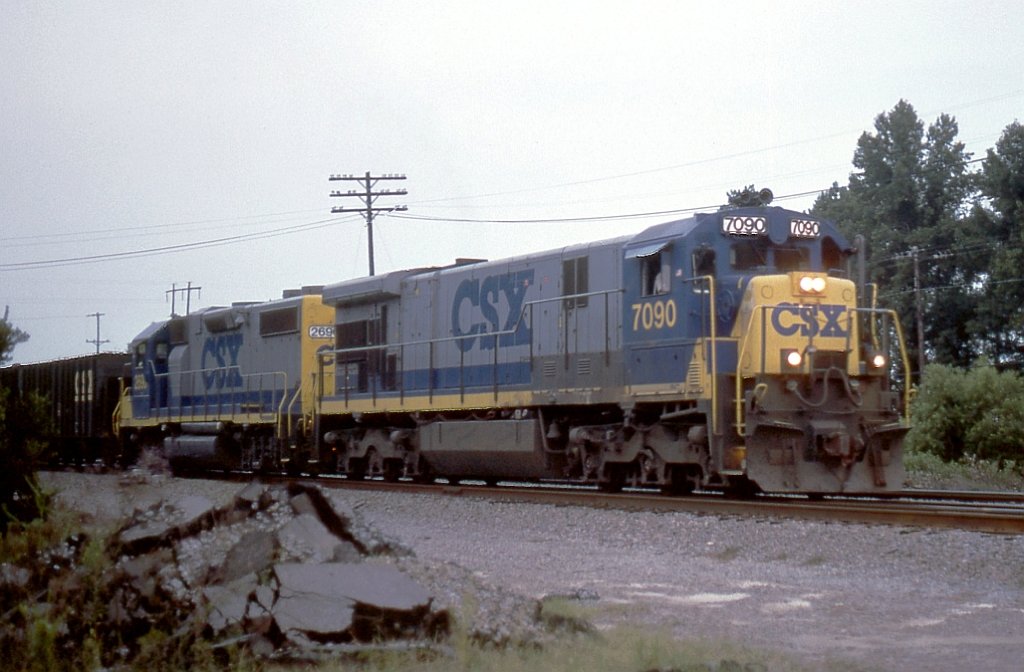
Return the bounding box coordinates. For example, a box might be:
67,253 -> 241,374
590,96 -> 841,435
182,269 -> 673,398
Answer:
0,208 -> 326,244
329,172 -> 408,277
0,215 -> 357,271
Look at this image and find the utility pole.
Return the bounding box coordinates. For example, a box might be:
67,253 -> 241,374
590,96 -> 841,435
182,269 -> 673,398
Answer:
86,312 -> 109,354
329,171 -> 408,276
909,247 -> 926,381
166,281 -> 202,316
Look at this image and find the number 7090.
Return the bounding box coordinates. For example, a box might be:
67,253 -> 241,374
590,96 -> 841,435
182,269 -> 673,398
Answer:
631,299 -> 678,331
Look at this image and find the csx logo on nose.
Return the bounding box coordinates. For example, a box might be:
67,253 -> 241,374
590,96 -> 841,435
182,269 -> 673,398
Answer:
770,303 -> 848,338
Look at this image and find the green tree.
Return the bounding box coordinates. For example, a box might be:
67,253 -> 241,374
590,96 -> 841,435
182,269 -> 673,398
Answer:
970,121 -> 1024,368
0,306 -> 29,365
0,312 -> 49,529
810,100 -> 978,374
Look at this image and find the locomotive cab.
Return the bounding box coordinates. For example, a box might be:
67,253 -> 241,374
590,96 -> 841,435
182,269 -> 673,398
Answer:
721,212 -> 911,493
618,206 -> 910,494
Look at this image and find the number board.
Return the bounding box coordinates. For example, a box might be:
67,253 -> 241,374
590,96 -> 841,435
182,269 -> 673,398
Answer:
721,216 -> 767,236
789,218 -> 821,239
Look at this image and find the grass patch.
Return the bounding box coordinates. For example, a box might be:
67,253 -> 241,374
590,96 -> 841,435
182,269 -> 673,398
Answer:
289,626 -> 810,672
904,451 -> 1024,491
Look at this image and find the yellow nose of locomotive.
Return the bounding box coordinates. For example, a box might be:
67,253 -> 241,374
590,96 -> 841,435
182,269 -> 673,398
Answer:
736,272 -> 859,377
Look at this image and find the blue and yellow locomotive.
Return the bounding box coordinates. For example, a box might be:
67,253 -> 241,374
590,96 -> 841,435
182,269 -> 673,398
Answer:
117,199 -> 909,494
118,288 -> 334,472
313,200 -> 910,494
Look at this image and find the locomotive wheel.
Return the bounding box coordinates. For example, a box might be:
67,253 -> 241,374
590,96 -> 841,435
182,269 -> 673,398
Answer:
598,464 -> 626,493
365,448 -> 384,478
382,458 -> 402,482
661,465 -> 698,496
347,457 -> 367,481
724,476 -> 761,499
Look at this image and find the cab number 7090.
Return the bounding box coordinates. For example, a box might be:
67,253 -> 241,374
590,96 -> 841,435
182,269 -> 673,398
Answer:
631,299 -> 677,331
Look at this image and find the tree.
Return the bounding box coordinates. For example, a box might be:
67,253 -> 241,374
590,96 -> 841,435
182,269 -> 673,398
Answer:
970,121 -> 1024,368
0,306 -> 29,365
0,311 -> 49,529
810,101 -> 978,375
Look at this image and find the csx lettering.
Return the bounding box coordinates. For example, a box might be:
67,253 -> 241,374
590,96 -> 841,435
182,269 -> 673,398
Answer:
451,270 -> 534,352
201,333 -> 244,389
770,303 -> 848,338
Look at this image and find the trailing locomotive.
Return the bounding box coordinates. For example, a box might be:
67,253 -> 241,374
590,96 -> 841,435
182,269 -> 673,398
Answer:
118,288 -> 334,473
9,199 -> 909,495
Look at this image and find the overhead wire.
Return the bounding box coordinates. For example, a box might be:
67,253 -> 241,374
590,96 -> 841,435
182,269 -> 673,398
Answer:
3,87 -> 1018,271
0,215 -> 359,271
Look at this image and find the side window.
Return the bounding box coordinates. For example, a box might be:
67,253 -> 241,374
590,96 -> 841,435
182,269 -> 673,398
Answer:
693,246 -> 716,276
562,257 -> 589,308
641,251 -> 670,297
731,240 -> 768,270
691,246 -> 716,294
822,236 -> 843,274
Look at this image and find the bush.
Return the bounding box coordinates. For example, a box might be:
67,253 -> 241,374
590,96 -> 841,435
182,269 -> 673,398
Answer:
0,387 -> 51,529
907,363 -> 1024,465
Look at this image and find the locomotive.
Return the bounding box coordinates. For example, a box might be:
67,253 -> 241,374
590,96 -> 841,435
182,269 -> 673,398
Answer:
2,199 -> 911,494
110,199 -> 910,494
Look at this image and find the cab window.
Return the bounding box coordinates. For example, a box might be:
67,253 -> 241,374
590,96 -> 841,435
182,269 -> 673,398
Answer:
641,251 -> 670,296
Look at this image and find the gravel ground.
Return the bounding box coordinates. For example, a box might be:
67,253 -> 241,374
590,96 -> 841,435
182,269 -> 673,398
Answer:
42,471 -> 1024,672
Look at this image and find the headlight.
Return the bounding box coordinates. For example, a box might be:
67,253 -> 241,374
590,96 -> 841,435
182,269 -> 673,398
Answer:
871,353 -> 887,369
785,350 -> 803,368
798,275 -> 827,294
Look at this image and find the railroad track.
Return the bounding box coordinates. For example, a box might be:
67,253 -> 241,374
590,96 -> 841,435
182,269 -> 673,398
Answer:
47,464 -> 1024,534
249,474 -> 1024,535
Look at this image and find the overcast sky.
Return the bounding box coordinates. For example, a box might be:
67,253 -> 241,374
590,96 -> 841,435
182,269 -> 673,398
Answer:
2,1 -> 1022,364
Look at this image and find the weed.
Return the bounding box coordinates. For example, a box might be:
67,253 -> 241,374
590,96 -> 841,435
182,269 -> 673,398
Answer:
538,596 -> 597,635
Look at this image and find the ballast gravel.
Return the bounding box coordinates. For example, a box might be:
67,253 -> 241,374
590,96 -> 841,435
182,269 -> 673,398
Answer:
44,471 -> 1024,672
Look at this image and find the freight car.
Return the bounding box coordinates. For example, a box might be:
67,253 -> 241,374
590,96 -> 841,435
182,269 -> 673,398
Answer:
0,352 -> 130,466
116,198 -> 911,494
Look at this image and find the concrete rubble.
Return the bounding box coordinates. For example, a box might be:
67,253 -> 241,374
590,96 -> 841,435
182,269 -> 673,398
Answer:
108,480 -> 451,657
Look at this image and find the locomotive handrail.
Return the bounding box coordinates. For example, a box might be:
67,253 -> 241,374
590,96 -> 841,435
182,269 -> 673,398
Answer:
733,304 -> 912,435
318,288 -> 624,410
283,384 -> 302,441
142,367 -> 289,426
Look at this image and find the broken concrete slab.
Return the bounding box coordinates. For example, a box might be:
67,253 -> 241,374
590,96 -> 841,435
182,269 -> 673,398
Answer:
203,573 -> 258,633
277,513 -> 357,565
234,481 -> 269,510
117,495 -> 217,555
273,588 -> 356,642
274,562 -> 432,613
206,529 -> 277,585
